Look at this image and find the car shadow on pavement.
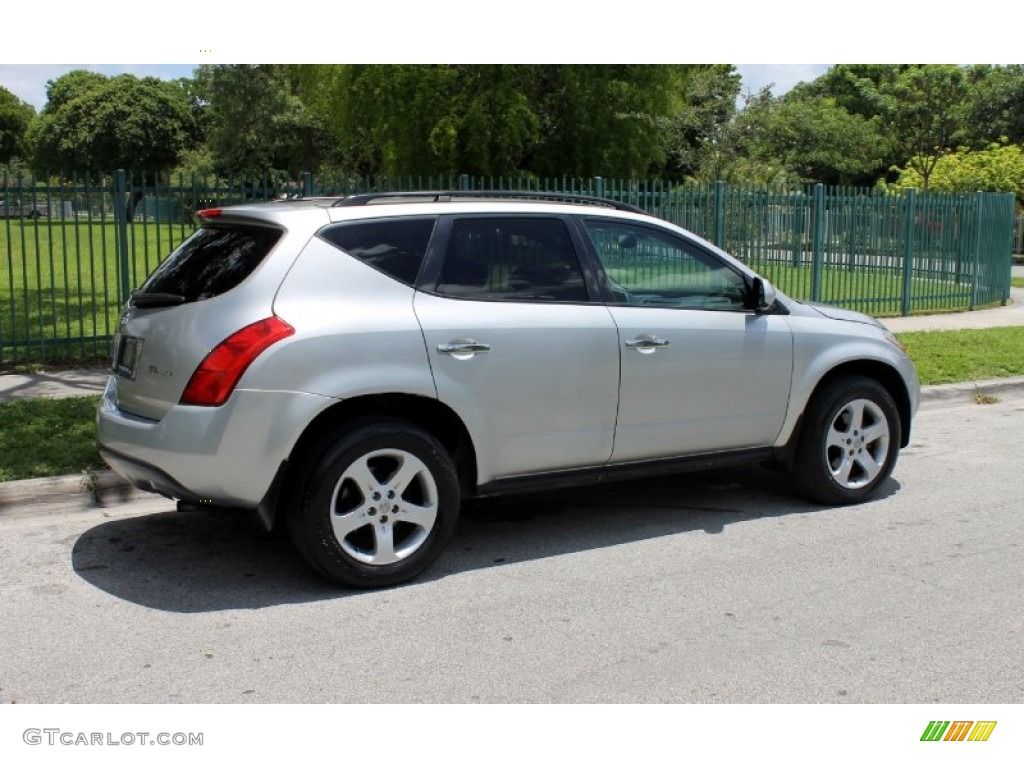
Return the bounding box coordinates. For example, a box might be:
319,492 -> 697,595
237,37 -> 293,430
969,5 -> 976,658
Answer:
71,465 -> 900,613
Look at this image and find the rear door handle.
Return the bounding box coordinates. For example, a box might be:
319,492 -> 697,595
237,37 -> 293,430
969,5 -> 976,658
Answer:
625,335 -> 670,353
437,340 -> 491,359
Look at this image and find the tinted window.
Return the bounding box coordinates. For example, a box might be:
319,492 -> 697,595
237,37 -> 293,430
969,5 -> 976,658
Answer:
436,217 -> 588,302
319,217 -> 436,285
139,225 -> 282,302
583,219 -> 747,310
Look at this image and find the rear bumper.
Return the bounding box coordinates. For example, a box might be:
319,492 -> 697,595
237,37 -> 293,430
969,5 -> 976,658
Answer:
98,445 -> 197,502
96,376 -> 334,507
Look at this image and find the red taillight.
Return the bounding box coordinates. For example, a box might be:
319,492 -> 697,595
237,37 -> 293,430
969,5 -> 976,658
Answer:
180,317 -> 294,407
196,208 -> 222,219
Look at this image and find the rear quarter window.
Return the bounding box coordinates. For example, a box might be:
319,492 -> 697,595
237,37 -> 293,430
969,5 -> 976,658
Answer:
317,217 -> 437,285
140,225 -> 282,302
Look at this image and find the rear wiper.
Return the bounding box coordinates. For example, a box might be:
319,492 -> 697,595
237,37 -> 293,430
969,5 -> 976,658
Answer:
131,291 -> 187,308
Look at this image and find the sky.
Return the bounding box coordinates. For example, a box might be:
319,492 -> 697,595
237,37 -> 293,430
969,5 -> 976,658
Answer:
3,0 -> 1013,113
3,3 -> 1011,63
0,63 -> 830,112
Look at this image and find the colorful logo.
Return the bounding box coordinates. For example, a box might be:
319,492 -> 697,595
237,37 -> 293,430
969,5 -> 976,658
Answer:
921,721 -> 997,742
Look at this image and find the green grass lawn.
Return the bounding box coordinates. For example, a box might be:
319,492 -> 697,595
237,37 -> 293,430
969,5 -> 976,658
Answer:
895,326 -> 1024,385
1,219 -> 191,363
1011,276 -> 1024,288
752,260 -> 994,316
2,326 -> 1023,482
0,395 -> 104,482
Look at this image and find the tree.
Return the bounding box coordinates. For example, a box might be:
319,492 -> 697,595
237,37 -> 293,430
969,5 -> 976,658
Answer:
308,64 -> 545,177
800,64 -> 901,117
194,64 -> 334,174
878,65 -> 969,189
891,141 -> 1024,202
28,70 -> 194,174
305,65 -> 686,178
618,65 -> 741,181
645,65 -> 742,179
526,65 -> 678,178
0,85 -> 36,164
962,64 -> 1024,147
727,88 -> 886,185
801,65 -> 970,188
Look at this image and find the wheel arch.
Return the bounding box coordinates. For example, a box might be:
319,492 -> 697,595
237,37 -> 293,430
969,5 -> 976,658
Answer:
798,360 -> 913,449
282,393 -> 479,504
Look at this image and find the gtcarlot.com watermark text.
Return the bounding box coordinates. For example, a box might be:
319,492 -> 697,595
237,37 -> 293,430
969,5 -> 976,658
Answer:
23,729 -> 203,747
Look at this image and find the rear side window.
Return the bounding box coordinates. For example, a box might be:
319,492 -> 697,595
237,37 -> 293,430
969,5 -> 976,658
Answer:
319,217 -> 436,285
139,225 -> 282,302
435,217 -> 588,302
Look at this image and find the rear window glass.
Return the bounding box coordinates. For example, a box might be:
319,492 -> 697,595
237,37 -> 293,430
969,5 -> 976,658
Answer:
318,217 -> 436,285
139,225 -> 282,302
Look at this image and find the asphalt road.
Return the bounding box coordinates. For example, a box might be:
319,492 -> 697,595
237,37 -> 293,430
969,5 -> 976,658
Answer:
1,391 -> 1022,704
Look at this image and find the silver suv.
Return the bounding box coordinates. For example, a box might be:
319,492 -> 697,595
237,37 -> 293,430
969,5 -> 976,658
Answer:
97,192 -> 920,587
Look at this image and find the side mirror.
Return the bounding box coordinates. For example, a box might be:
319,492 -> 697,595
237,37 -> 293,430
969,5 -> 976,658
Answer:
749,277 -> 778,313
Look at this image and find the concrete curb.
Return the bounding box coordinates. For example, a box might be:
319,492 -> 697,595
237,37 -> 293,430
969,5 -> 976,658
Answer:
918,375 -> 1024,404
3,377 -> 1024,518
0,470 -> 141,514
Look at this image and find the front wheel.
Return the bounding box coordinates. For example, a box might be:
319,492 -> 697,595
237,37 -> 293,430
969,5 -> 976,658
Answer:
793,376 -> 901,505
288,419 -> 460,588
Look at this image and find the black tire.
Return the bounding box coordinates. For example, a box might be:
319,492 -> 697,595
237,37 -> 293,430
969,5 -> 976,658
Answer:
793,376 -> 901,505
288,419 -> 460,588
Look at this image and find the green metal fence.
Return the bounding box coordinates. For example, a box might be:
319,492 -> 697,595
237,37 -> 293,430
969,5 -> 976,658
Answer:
0,170 -> 1015,364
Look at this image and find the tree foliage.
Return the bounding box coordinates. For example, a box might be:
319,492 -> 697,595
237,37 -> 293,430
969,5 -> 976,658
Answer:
28,71 -> 195,173
878,65 -> 968,188
800,64 -> 972,188
891,141 -> 1024,201
305,65 -> 701,178
728,88 -> 885,185
962,65 -> 1024,147
11,63 -> 1024,194
193,64 -> 334,175
638,65 -> 742,180
0,85 -> 36,164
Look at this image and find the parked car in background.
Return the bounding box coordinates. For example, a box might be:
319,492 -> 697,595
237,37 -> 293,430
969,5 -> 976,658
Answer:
97,191 -> 921,588
0,198 -> 49,219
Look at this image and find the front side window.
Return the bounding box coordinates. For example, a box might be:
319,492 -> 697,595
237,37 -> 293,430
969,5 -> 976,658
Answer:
435,217 -> 588,302
582,219 -> 748,310
319,217 -> 437,285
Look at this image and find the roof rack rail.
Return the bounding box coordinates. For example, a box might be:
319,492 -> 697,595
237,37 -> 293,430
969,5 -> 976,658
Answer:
331,190 -> 646,214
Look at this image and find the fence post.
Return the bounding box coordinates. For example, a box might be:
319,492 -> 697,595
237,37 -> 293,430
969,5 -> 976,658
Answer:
970,192 -> 983,310
791,188 -> 802,268
714,181 -> 725,247
459,174 -> 470,191
594,176 -> 604,201
811,183 -> 824,303
114,169 -> 131,306
301,171 -> 314,198
901,188 -> 916,316
1004,193 -> 1015,305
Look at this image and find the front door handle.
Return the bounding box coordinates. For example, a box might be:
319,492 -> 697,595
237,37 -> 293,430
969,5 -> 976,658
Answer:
437,340 -> 491,360
625,335 -> 670,353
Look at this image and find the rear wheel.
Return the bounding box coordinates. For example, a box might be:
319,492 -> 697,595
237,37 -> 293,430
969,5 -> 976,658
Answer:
289,419 -> 460,588
793,376 -> 901,505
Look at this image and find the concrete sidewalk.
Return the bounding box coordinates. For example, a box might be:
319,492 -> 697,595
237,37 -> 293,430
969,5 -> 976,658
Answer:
0,368 -> 107,402
881,284 -> 1024,332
